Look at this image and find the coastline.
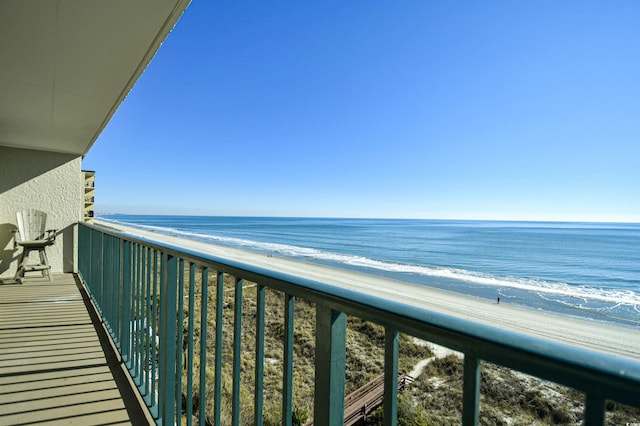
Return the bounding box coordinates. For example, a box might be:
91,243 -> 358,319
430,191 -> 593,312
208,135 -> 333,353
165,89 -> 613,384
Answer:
96,219 -> 640,361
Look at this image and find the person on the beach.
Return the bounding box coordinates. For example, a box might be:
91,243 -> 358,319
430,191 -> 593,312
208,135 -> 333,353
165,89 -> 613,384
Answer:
497,297 -> 500,304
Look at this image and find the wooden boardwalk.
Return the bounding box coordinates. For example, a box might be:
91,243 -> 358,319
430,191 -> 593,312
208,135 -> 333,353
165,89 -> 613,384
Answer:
0,274 -> 150,425
305,372 -> 413,426
343,373 -> 413,426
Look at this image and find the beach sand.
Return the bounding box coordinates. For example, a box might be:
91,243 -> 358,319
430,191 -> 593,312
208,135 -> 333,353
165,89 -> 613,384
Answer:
97,220 -> 640,361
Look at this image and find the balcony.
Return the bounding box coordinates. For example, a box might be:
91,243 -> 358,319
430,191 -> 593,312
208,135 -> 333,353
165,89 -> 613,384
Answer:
1,222 -> 639,425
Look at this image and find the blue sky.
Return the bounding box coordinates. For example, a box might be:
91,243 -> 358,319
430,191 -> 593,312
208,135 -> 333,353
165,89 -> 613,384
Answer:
83,1 -> 640,222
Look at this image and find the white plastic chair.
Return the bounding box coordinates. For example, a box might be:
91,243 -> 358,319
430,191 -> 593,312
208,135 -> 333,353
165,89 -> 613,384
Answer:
13,209 -> 56,282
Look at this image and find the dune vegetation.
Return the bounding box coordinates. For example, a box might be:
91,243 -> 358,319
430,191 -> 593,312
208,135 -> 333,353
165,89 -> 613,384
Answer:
179,268 -> 639,425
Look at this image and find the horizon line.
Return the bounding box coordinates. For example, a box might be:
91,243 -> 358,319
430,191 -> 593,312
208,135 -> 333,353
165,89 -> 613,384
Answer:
95,212 -> 640,225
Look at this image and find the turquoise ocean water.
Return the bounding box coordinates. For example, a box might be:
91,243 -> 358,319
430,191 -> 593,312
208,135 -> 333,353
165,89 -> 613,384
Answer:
100,215 -> 640,328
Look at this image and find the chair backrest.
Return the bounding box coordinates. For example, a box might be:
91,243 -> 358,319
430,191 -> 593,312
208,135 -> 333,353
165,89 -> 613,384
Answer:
16,209 -> 48,241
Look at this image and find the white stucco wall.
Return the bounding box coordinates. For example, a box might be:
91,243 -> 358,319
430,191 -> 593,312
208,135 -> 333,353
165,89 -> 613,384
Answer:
0,146 -> 82,279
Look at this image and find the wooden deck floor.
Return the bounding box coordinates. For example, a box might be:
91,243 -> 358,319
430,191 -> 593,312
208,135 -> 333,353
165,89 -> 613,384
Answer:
0,274 -> 150,425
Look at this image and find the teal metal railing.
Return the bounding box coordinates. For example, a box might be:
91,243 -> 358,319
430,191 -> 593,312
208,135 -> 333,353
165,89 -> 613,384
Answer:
77,222 -> 640,425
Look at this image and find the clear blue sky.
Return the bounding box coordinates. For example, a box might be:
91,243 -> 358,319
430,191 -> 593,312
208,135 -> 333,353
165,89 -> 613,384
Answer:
83,1 -> 640,222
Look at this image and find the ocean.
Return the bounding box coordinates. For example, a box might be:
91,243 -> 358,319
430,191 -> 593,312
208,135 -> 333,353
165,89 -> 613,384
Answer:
100,215 -> 640,328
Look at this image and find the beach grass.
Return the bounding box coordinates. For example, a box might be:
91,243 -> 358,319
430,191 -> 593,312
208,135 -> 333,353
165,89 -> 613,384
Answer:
179,266 -> 640,425
181,267 -> 428,425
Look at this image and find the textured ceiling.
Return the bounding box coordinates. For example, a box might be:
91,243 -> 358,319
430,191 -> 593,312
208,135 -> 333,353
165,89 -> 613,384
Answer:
0,0 -> 190,156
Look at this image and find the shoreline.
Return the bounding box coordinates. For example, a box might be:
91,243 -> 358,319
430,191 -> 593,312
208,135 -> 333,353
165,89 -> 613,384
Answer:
96,219 -> 640,361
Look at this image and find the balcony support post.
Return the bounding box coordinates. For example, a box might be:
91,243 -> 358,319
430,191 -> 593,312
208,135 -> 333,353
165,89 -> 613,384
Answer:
313,305 -> 347,425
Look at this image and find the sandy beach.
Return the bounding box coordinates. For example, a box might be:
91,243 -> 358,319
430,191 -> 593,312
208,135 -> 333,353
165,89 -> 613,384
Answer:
97,220 -> 640,361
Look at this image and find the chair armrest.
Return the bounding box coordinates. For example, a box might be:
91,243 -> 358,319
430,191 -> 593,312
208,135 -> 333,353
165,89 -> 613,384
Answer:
12,229 -> 19,249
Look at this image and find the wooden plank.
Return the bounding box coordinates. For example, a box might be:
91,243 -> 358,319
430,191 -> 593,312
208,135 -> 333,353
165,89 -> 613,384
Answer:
0,274 -> 145,425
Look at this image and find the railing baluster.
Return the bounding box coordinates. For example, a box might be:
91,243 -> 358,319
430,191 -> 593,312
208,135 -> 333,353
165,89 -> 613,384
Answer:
584,392 -> 605,426
96,233 -> 103,321
114,235 -> 121,344
384,328 -> 399,426
104,235 -> 110,335
313,305 -> 346,425
99,234 -> 108,332
199,267 -> 209,426
143,247 -> 152,401
111,236 -> 119,342
98,231 -> 104,313
122,240 -> 132,366
214,270 -> 224,426
282,293 -> 294,426
186,262 -> 196,426
133,243 -> 141,384
158,252 -> 167,420
233,277 -> 244,425
150,249 -> 159,416
160,253 -> 178,425
96,231 -> 105,318
462,354 -> 481,426
101,233 -> 109,330
78,225 -> 86,282
177,258 -> 185,426
254,284 -> 266,426
136,243 -> 143,385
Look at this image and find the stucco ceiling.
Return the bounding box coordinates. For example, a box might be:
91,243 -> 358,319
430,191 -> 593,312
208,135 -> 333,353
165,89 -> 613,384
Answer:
0,0 -> 190,156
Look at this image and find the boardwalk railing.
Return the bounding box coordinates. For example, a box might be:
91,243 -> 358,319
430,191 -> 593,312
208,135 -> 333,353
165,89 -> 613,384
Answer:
77,222 -> 640,425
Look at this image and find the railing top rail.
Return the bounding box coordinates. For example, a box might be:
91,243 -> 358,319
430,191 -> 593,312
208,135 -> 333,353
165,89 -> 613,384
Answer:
81,222 -> 640,406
